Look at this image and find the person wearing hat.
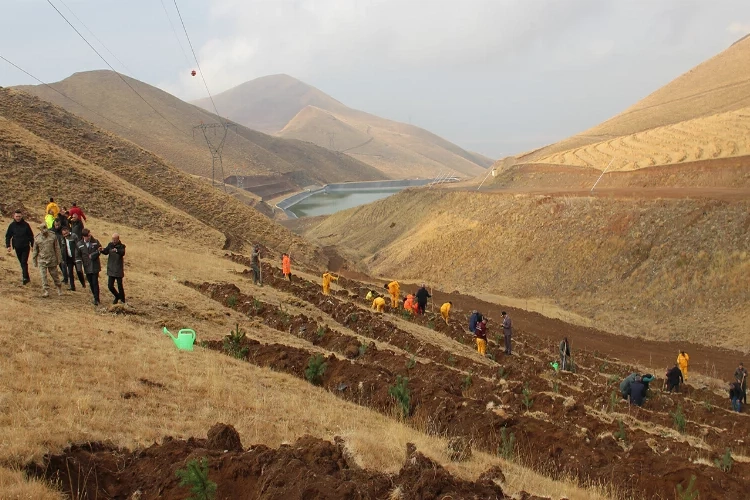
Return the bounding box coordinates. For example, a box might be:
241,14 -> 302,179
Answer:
31,222 -> 63,297
251,245 -> 262,286
5,209 -> 35,285
75,228 -> 102,305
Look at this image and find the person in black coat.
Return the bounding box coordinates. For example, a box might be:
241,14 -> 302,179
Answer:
100,233 -> 126,304
75,229 -> 101,305
629,377 -> 646,406
666,364 -> 684,393
415,284 -> 431,315
5,210 -> 34,284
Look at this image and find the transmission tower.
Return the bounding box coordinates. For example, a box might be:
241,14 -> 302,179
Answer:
193,122 -> 237,192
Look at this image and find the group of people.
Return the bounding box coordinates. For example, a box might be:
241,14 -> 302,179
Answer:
468,309 -> 513,356
5,199 -> 126,306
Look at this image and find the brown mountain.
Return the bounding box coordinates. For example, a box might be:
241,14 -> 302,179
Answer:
193,74 -> 492,179
15,71 -> 385,196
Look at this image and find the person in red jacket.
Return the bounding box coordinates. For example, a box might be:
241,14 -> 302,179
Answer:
68,202 -> 86,222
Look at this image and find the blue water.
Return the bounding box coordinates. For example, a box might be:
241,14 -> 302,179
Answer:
289,188 -> 404,217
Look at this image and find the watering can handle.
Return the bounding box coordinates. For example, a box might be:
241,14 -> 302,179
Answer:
190,331 -> 196,342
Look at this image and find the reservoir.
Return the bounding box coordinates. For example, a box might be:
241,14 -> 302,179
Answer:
289,188 -> 403,217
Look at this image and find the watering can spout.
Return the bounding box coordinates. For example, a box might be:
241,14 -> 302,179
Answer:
162,326 -> 178,341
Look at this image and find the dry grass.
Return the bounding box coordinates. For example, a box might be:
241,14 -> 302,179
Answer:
305,189 -> 750,350
0,216 -> 614,499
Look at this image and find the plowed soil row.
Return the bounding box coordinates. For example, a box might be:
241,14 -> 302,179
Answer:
189,281 -> 748,499
27,424 -> 513,499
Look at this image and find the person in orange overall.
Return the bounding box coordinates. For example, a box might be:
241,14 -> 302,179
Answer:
372,295 -> 386,313
322,272 -> 337,295
474,319 -> 488,356
403,294 -> 415,313
281,253 -> 292,282
677,351 -> 690,381
385,280 -> 400,308
440,301 -> 452,324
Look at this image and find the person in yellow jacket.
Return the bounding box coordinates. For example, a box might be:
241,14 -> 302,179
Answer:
46,198 -> 60,219
322,272 -> 337,295
677,351 -> 690,381
372,295 -> 386,313
385,281 -> 400,308
440,301 -> 452,324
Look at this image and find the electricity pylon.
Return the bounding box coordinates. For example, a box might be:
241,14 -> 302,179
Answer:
193,122 -> 236,191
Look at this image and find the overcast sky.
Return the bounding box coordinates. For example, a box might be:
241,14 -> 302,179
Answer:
2,0 -> 749,158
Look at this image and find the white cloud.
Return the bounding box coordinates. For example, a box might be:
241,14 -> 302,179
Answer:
727,22 -> 750,34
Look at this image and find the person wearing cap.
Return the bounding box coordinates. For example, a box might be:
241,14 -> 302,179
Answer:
415,283 -> 431,315
251,245 -> 262,286
501,311 -> 513,355
5,209 -> 34,285
101,233 -> 126,304
75,229 -> 102,305
67,202 -> 87,222
31,223 -> 63,297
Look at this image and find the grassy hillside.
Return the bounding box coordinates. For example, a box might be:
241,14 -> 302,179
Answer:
495,36 -> 750,178
194,74 -> 491,179
0,87 -> 324,265
305,189 -> 750,350
14,70 -> 384,187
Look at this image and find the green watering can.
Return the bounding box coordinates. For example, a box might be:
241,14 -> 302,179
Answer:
550,361 -> 560,372
163,327 -> 196,351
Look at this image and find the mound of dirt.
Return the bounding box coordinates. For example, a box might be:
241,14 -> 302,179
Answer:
27,428 -> 513,499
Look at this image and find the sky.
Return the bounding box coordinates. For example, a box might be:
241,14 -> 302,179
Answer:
2,0 -> 750,158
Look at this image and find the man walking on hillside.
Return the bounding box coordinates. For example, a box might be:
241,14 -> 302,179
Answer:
665,364 -> 684,393
415,284 -> 431,315
61,226 -> 85,291
501,311 -> 513,355
251,245 -> 262,286
69,213 -> 84,239
76,229 -> 102,305
101,233 -> 126,304
322,272 -> 337,295
68,202 -> 86,222
31,223 -> 63,297
50,219 -> 69,285
735,362 -> 748,405
5,210 -> 34,285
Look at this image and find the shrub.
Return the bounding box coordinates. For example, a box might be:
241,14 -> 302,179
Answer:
348,313 -> 359,323
316,326 -> 326,339
276,307 -> 291,327
608,391 -> 619,413
389,375 -> 411,418
497,366 -> 508,379
497,427 -> 516,461
670,405 -> 687,434
226,294 -> 238,309
614,419 -> 627,443
676,475 -> 698,500
223,324 -> 249,359
176,457 -> 216,500
406,356 -> 416,371
447,355 -> 456,366
426,319 -> 435,330
552,381 -> 559,394
702,399 -> 713,413
251,298 -> 262,315
522,383 -> 533,411
358,342 -> 368,357
305,354 -> 327,386
714,448 -> 733,472
462,373 -> 473,391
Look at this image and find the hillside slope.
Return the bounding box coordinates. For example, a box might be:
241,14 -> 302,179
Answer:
14,71 -> 385,188
194,74 -> 491,179
491,36 -> 750,182
305,189 -> 750,350
0,87 -> 325,266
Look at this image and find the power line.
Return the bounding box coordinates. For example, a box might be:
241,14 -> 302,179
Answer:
0,53 -> 131,132
45,0 -> 189,137
172,0 -> 222,122
57,0 -> 134,76
159,0 -> 192,68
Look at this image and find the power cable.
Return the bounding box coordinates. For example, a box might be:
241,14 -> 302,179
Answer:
0,53 -> 131,132
172,0 -> 222,122
159,0 -> 192,68
45,0 -> 190,137
57,0 -> 135,76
